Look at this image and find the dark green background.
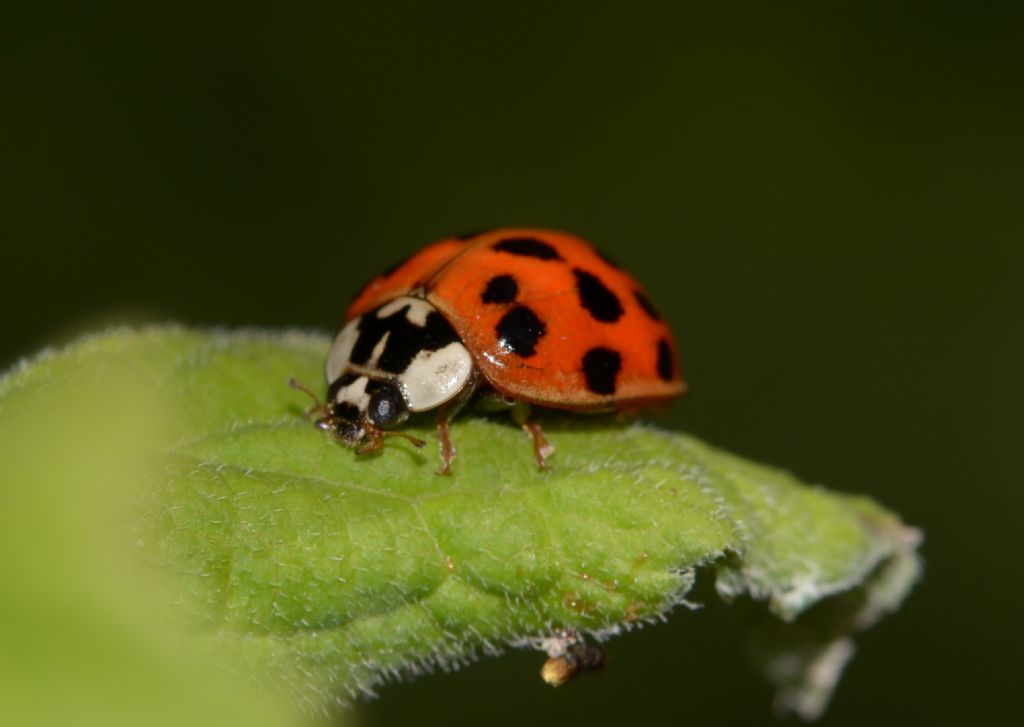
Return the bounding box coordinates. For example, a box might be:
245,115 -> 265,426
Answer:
4,3 -> 1021,725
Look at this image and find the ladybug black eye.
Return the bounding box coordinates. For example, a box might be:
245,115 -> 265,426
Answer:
368,385 -> 407,427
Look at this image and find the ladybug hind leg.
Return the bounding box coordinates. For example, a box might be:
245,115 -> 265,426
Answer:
511,402 -> 554,470
475,390 -> 554,470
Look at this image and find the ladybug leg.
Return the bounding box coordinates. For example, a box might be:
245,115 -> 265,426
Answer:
355,425 -> 384,456
433,377 -> 479,475
436,413 -> 456,476
512,403 -> 555,470
382,430 -> 428,449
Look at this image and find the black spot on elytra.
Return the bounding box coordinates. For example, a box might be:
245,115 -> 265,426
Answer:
634,290 -> 661,321
493,237 -> 564,261
496,306 -> 547,357
327,372 -> 360,401
582,347 -> 622,395
481,274 -> 518,304
657,339 -> 674,381
350,304 -> 460,374
573,268 -> 624,323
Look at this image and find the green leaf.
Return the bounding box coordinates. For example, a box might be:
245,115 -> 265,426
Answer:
0,328 -> 922,723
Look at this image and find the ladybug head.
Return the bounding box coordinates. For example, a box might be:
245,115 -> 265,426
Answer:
289,375 -> 424,454
317,378 -> 424,454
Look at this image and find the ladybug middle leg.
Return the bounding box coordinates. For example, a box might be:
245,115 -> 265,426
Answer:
435,413 -> 456,475
433,375 -> 480,475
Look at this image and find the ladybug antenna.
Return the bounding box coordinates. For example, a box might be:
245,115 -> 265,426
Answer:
383,430 -> 428,449
288,377 -> 330,418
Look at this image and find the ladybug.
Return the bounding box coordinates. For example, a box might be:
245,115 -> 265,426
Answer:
291,228 -> 686,474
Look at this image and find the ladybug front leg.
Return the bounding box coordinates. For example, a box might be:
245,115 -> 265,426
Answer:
511,403 -> 555,470
355,425 -> 384,456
